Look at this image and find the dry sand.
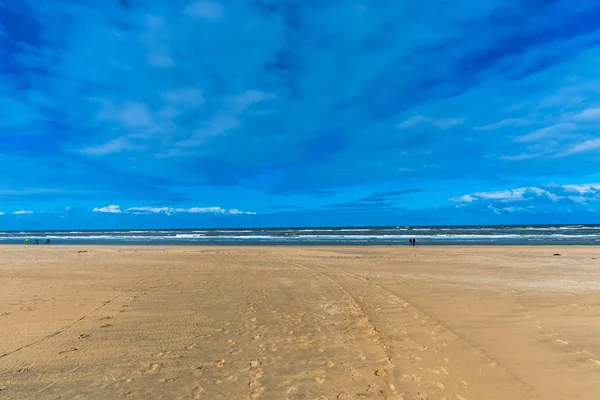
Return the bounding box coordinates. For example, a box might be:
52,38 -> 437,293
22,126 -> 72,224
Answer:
1,246 -> 600,399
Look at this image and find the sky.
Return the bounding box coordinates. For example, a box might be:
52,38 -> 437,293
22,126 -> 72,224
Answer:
2,0 -> 600,229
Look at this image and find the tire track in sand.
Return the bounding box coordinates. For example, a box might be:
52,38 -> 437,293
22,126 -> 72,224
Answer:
290,261 -> 403,399
296,259 -> 541,400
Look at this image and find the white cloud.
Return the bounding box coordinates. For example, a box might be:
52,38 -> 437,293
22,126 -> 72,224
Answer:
563,183 -> 600,193
185,0 -> 224,21
451,187 -> 557,203
397,116 -> 464,130
184,206 -> 225,213
397,116 -> 428,128
93,205 -> 255,215
180,207 -> 256,215
559,138 -> 600,156
452,194 -> 477,203
93,205 -> 121,213
81,136 -> 148,156
499,153 -> 539,161
176,115 -> 241,147
450,182 -> 600,206
487,204 -> 501,215
432,117 -> 465,130
228,208 -> 256,215
474,118 -> 530,131
231,90 -> 276,111
13,210 -> 33,215
502,206 -> 526,212
126,206 -> 175,215
514,123 -> 576,143
575,107 -> 600,121
0,212 -> 4,216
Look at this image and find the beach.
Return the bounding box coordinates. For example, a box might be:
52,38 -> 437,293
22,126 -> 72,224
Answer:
1,246 -> 599,400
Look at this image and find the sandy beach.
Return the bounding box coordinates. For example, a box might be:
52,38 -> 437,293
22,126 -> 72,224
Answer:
1,246 -> 600,399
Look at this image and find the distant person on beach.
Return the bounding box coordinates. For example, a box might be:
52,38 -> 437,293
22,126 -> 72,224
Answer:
412,238 -> 416,246
409,238 -> 413,246
35,239 -> 39,245
46,239 -> 50,245
24,238 -> 29,245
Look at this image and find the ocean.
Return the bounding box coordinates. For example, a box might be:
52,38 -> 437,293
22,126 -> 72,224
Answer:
2,225 -> 600,245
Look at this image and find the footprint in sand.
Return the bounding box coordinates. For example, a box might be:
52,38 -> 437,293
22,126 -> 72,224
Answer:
100,323 -> 113,328
248,362 -> 264,399
191,385 -> 204,399
144,363 -> 160,373
58,348 -> 78,354
78,334 -> 91,340
100,316 -> 113,320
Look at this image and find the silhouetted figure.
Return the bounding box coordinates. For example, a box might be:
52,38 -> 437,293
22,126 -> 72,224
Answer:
46,239 -> 51,245
412,238 -> 416,247
35,239 -> 39,245
409,238 -> 413,246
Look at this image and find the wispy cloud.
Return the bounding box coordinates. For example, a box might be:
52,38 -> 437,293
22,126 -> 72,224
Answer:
474,118 -> 530,131
575,107 -> 600,121
432,118 -> 465,130
13,210 -> 34,215
396,116 -> 429,129
81,136 -> 148,156
397,116 -> 464,130
559,138 -> 600,156
514,123 -> 576,143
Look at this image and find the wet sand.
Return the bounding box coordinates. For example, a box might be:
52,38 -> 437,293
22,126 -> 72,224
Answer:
1,246 -> 600,399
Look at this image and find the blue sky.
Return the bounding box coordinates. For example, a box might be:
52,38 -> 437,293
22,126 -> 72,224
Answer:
2,0 -> 600,229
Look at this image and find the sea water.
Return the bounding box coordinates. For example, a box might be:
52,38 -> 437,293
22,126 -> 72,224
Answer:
2,225 -> 600,245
